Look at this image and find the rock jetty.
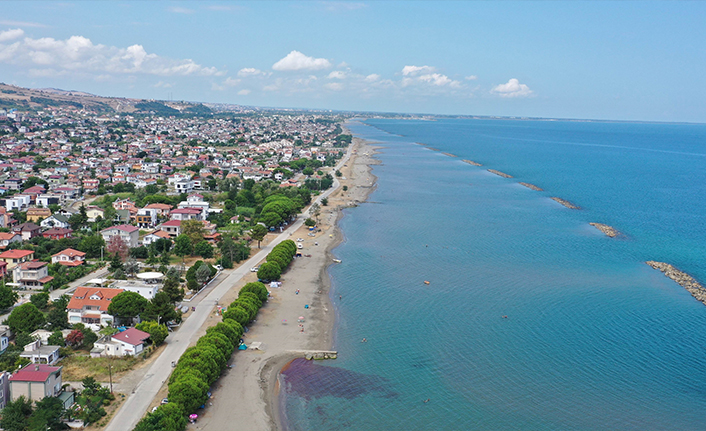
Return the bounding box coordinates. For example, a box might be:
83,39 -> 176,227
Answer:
551,197 -> 580,209
304,351 -> 338,360
487,169 -> 513,178
426,147 -> 440,151
462,159 -> 482,166
519,182 -> 543,191
646,261 -> 706,305
442,152 -> 457,157
589,223 -> 620,238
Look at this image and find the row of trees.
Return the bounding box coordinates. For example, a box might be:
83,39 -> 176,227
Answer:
257,239 -> 297,282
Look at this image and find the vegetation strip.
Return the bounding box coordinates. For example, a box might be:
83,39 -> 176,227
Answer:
646,261 -> 706,305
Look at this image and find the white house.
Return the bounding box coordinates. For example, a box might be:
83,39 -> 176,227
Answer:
92,328 -> 150,357
143,229 -> 172,245
101,225 -> 139,248
67,287 -> 124,330
40,214 -> 70,230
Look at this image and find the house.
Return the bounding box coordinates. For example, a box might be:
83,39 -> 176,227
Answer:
4,178 -> 22,191
51,248 -> 85,266
159,220 -> 181,237
169,207 -> 203,221
135,208 -> 157,228
177,193 -> 210,213
0,326 -> 11,354
35,193 -> 62,208
8,364 -> 63,402
67,286 -> 124,330
174,179 -> 194,194
101,225 -> 139,248
12,222 -> 41,241
13,261 -> 53,290
92,327 -> 150,357
0,249 -> 35,270
142,229 -> 171,246
40,214 -> 70,229
42,228 -> 73,240
52,186 -> 80,201
26,207 -> 51,223
0,232 -> 21,249
85,206 -> 105,222
19,339 -> 60,365
144,203 -> 172,216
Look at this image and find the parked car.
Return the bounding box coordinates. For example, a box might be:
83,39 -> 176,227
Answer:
250,266 -> 260,272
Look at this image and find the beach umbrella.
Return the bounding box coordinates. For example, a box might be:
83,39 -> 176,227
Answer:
189,414 -> 198,420
282,319 -> 287,324
298,316 -> 305,322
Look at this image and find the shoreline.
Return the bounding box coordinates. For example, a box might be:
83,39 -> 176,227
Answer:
195,129 -> 381,431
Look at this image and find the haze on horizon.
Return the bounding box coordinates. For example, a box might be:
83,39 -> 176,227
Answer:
1,1 -> 704,123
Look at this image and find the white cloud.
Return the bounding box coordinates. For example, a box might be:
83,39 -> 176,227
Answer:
491,78 -> 533,98
0,33 -> 224,77
418,73 -> 453,86
168,6 -> 195,14
272,50 -> 332,71
154,81 -> 173,88
237,89 -> 251,95
324,82 -> 343,91
364,74 -> 380,82
0,28 -> 24,42
224,77 -> 241,86
237,67 -> 265,77
327,70 -> 346,79
465,75 -> 478,80
402,65 -> 435,76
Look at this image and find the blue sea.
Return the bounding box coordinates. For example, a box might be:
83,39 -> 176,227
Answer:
280,118 -> 706,430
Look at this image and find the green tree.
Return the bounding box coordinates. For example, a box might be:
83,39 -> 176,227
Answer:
46,305 -> 69,330
168,375 -> 209,414
257,261 -> 281,281
7,303 -> 45,334
29,292 -> 49,310
194,241 -> 213,259
181,219 -> 205,246
136,321 -> 169,346
250,224 -> 268,248
28,396 -> 66,431
161,276 -> 184,304
1,395 -> 33,431
240,282 -> 269,303
195,264 -> 211,285
222,306 -> 249,327
47,330 -> 64,346
74,234 -> 105,258
0,284 -> 19,309
107,291 -> 149,322
143,292 -> 178,324
304,218 -> 316,227
173,235 -> 193,260
134,402 -> 187,431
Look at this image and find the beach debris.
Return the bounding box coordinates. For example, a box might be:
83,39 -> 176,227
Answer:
589,223 -> 620,238
551,197 -> 580,209
519,182 -> 543,191
488,169 -> 513,178
333,258 -> 342,263
462,159 -> 483,166
424,280 -> 430,285
646,261 -> 706,306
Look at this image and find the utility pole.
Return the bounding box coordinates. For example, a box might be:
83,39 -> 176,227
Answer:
108,362 -> 113,393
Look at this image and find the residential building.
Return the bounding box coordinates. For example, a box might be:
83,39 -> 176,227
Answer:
144,203 -> 172,216
12,222 -> 41,241
92,327 -> 150,357
0,232 -> 21,249
101,225 -> 139,248
142,229 -> 171,246
13,261 -> 53,290
0,326 -> 11,354
51,248 -> 85,266
19,339 -> 60,365
0,249 -> 35,270
9,364 -> 63,402
42,228 -> 73,240
26,207 -> 51,222
136,208 -> 158,228
67,286 -> 124,330
35,193 -> 61,208
0,371 -> 8,410
159,220 -> 181,237
169,207 -> 203,221
40,214 -> 70,229
85,206 -> 104,222
4,178 -> 22,191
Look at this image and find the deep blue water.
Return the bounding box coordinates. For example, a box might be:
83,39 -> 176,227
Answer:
280,118 -> 706,431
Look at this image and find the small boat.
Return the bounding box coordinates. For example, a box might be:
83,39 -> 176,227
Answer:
424,281 -> 430,285
333,259 -> 342,263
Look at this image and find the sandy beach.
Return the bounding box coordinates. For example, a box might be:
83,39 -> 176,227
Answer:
189,136 -> 380,431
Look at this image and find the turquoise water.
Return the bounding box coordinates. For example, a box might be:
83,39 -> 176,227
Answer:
280,119 -> 706,430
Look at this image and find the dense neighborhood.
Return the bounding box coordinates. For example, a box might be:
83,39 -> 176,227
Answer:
0,88 -> 350,430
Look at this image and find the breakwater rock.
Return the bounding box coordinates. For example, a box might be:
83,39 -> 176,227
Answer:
551,197 -> 580,209
646,261 -> 706,305
442,152 -> 457,158
589,223 -> 620,238
462,159 -> 482,166
519,182 -> 543,191
488,169 -> 513,178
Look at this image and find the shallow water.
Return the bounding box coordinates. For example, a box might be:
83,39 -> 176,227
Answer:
281,119 -> 706,431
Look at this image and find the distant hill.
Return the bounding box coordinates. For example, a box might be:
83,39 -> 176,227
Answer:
0,83 -> 225,115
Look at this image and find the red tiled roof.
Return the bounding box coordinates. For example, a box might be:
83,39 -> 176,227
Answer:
161,220 -> 181,227
0,249 -> 33,259
111,328 -> 150,346
101,224 -> 138,233
52,248 -> 86,258
10,364 -> 61,382
67,287 -> 124,312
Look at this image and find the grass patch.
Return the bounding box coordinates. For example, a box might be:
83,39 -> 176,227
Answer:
62,355 -> 143,382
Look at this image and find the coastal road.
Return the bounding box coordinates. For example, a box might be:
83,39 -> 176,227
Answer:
105,145 -> 354,431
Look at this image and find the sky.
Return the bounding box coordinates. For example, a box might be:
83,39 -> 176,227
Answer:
0,1 -> 705,123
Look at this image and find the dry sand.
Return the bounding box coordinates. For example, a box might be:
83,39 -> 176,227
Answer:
191,137 -> 380,431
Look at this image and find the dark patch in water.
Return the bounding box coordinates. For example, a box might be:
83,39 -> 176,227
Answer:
281,358 -> 397,400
